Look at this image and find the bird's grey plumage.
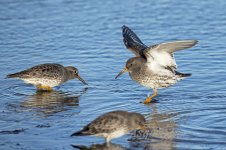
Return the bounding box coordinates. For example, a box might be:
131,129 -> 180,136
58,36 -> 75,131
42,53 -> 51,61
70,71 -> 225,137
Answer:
7,63 -> 87,90
7,64 -> 65,79
117,25 -> 197,103
71,110 -> 146,142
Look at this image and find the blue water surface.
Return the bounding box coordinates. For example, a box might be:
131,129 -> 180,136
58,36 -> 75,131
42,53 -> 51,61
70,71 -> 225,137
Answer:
0,0 -> 226,149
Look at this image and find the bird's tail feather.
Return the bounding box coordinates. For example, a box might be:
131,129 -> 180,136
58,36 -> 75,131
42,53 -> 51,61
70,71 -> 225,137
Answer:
71,144 -> 89,150
71,130 -> 90,136
6,73 -> 20,78
175,71 -> 191,80
6,70 -> 29,79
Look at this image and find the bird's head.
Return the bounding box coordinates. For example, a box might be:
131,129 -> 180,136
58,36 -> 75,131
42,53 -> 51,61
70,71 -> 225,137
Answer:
65,66 -> 87,85
115,57 -> 144,79
129,112 -> 147,131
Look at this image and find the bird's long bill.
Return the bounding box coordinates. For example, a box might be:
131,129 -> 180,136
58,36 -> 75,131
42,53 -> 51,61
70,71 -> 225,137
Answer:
115,67 -> 128,79
76,74 -> 88,85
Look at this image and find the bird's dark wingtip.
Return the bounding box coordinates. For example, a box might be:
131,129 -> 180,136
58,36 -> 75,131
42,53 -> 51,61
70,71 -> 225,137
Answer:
122,25 -> 127,29
71,130 -> 84,137
175,71 -> 192,77
186,73 -> 192,77
5,75 -> 10,79
194,40 -> 198,45
122,25 -> 130,33
71,132 -> 78,137
71,144 -> 88,150
6,74 -> 16,78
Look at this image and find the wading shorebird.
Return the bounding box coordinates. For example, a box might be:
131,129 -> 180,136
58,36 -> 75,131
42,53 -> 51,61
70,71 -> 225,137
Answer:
71,110 -> 146,142
115,25 -> 198,103
7,63 -> 87,91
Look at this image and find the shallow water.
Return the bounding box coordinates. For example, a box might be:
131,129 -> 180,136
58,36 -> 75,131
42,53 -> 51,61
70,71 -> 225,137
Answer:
0,0 -> 226,149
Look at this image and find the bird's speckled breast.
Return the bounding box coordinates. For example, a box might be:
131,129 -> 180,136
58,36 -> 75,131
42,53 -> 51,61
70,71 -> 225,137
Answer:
129,68 -> 177,89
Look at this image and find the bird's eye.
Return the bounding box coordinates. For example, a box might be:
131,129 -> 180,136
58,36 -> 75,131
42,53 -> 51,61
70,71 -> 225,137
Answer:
137,121 -> 143,125
135,120 -> 140,124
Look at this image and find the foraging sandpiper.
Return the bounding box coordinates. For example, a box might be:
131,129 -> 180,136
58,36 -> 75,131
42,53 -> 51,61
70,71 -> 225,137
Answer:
71,110 -> 146,142
115,25 -> 198,103
7,63 -> 87,91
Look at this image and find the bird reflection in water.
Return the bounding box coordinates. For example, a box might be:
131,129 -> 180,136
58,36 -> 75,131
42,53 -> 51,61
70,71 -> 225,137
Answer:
71,142 -> 128,150
20,88 -> 88,117
129,104 -> 178,150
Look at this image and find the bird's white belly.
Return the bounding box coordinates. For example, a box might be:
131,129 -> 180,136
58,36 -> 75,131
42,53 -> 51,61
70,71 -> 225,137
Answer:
97,128 -> 127,142
107,129 -> 127,139
22,78 -> 62,87
150,50 -> 177,69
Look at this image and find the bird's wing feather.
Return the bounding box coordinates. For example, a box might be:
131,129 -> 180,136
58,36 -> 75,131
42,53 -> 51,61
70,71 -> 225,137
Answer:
122,25 -> 148,56
26,64 -> 64,79
150,40 -> 198,53
143,40 -> 198,71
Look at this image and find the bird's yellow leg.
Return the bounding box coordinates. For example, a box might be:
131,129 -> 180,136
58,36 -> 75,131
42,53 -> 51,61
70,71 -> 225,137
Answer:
36,85 -> 52,91
36,84 -> 42,90
144,89 -> 158,104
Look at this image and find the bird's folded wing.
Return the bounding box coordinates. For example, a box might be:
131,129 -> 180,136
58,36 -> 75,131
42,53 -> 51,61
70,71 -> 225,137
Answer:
122,25 -> 148,56
84,114 -> 125,134
31,64 -> 64,78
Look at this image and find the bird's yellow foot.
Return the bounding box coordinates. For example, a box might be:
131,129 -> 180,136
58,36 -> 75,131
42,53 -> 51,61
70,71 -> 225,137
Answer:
37,85 -> 53,92
143,97 -> 153,104
143,89 -> 158,104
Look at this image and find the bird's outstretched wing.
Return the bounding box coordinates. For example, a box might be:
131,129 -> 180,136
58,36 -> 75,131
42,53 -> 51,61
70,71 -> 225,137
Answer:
143,40 -> 198,72
122,25 -> 148,56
